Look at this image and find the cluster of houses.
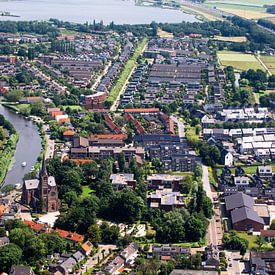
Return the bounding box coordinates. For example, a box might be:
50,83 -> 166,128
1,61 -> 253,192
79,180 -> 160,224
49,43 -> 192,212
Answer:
119,36 -> 219,108
202,107 -> 272,127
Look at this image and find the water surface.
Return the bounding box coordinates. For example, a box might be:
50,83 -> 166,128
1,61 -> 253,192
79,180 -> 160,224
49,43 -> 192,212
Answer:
0,0 -> 198,24
0,105 -> 42,186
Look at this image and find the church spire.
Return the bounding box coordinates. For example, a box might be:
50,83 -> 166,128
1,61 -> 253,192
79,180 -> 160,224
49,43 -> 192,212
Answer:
40,157 -> 48,178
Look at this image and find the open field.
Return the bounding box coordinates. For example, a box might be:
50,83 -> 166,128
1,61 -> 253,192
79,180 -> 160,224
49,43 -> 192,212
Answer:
180,5 -> 220,21
157,28 -> 173,38
260,55 -> 275,75
206,0 -> 275,7
58,28 -> 80,36
214,35 -> 247,42
217,51 -> 264,71
206,1 -> 275,19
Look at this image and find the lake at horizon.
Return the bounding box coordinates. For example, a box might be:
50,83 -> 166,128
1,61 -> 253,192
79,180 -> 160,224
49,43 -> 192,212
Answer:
0,0 -> 198,24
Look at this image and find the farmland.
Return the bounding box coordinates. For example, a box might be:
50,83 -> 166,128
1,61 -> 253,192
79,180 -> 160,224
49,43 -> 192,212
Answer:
206,0 -> 275,19
214,36 -> 247,43
217,51 -> 264,71
260,55 -> 275,75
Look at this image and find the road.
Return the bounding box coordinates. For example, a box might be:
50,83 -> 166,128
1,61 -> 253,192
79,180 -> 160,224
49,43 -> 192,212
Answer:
171,115 -> 185,139
202,165 -> 223,246
86,244 -> 116,270
91,61 -> 111,91
43,125 -> 55,160
225,251 -> 245,275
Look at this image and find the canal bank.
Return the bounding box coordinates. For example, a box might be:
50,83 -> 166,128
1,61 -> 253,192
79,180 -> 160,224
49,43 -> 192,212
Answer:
0,104 -> 42,186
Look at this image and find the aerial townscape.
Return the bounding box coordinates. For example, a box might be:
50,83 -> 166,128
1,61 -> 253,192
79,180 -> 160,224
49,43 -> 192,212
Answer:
0,0 -> 275,275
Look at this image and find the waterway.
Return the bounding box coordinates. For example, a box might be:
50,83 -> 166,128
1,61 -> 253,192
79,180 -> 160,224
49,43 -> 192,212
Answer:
0,0 -> 198,24
0,105 -> 42,186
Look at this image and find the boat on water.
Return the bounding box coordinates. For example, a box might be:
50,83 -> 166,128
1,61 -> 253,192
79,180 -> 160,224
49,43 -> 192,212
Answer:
21,162 -> 27,167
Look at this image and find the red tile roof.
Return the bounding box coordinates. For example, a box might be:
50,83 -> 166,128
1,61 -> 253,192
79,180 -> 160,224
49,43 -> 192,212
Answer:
63,130 -> 75,136
124,108 -> 160,113
55,228 -> 84,243
23,220 -> 50,233
261,229 -> 275,237
90,134 -> 128,140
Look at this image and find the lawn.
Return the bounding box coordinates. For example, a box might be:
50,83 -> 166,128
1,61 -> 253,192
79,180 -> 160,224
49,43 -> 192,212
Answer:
81,185 -> 95,198
260,55 -> 275,75
236,232 -> 257,250
170,171 -> 193,177
61,105 -> 83,111
107,38 -> 148,106
214,36 -> 247,43
217,51 -> 264,71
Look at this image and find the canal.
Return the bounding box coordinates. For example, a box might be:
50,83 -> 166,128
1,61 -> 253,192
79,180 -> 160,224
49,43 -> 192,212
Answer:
0,104 -> 42,186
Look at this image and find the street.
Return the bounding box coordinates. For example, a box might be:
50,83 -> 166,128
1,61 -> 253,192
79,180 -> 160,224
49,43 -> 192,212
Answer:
171,115 -> 185,139
202,165 -> 223,246
43,125 -> 55,160
85,244 -> 117,270
225,251 -> 245,275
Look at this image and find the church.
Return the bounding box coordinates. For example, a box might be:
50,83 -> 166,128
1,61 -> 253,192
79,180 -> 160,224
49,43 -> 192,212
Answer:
21,161 -> 60,213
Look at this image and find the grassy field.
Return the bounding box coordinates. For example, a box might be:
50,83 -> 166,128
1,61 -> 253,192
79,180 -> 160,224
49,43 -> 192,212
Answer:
206,0 -> 275,7
58,28 -> 80,36
217,51 -> 264,71
157,28 -> 173,38
107,38 -> 148,106
180,5 -> 220,21
206,1 -> 275,19
214,36 -> 247,43
236,232 -> 257,250
260,55 -> 275,75
61,105 -> 83,111
81,185 -> 95,198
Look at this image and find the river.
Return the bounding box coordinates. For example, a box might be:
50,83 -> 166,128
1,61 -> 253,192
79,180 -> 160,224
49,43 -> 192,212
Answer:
0,105 -> 42,186
0,0 -> 198,24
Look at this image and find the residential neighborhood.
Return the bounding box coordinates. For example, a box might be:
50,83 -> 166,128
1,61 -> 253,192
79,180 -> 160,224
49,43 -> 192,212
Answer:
0,3 -> 275,275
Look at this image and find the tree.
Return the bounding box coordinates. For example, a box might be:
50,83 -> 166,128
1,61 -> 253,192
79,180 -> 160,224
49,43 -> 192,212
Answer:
118,152 -> 126,172
270,219 -> 275,230
157,210 -> 187,243
0,243 -> 23,272
100,222 -> 120,244
256,235 -> 266,248
185,214 -> 207,242
38,233 -> 67,254
87,224 -> 102,246
109,190 -> 145,223
30,100 -> 46,116
4,90 -> 23,102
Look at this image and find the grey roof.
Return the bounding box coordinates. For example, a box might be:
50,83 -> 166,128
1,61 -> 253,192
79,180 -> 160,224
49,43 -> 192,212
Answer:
59,257 -> 77,272
231,206 -> 264,225
24,179 -> 39,190
72,251 -> 85,263
10,265 -> 33,275
225,192 -> 254,211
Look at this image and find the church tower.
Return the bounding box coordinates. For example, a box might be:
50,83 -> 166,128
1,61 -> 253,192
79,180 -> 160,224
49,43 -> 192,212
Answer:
39,159 -> 49,213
